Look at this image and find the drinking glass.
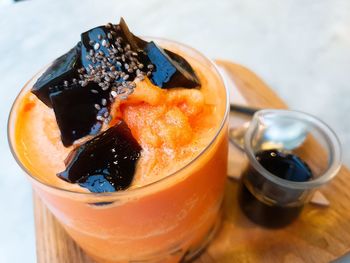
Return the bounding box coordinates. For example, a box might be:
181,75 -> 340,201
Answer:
8,38 -> 229,262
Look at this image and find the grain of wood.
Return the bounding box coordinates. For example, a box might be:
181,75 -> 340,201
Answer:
33,60 -> 350,263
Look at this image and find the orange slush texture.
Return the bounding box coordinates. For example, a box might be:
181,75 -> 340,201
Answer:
118,78 -> 218,187
14,93 -> 75,190
14,75 -> 219,189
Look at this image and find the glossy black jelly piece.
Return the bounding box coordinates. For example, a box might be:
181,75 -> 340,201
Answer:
31,43 -> 81,107
50,81 -> 110,147
80,26 -> 118,71
79,175 -> 115,193
80,21 -> 147,80
57,120 -> 142,193
165,49 -> 200,86
118,17 -> 148,51
256,149 -> 312,182
118,18 -> 200,88
144,41 -> 200,89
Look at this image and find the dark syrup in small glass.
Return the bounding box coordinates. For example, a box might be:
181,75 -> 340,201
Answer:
238,149 -> 312,228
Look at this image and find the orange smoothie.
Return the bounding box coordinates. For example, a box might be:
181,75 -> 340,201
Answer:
9,37 -> 228,262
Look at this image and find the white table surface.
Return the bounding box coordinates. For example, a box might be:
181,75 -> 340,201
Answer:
1,0 -> 349,262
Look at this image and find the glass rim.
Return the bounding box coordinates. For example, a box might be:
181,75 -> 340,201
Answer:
7,37 -> 230,199
244,109 -> 342,190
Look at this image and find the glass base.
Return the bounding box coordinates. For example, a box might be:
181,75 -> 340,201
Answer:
88,210 -> 223,263
180,213 -> 222,262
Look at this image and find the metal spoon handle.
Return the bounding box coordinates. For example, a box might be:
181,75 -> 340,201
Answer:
230,104 -> 260,115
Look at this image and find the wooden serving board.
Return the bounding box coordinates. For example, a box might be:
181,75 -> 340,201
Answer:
33,60 -> 350,263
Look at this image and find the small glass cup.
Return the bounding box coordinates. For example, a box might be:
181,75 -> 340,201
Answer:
238,109 -> 342,228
